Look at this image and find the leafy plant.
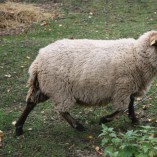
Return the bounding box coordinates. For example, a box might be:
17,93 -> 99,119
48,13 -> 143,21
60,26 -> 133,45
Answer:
100,125 -> 157,157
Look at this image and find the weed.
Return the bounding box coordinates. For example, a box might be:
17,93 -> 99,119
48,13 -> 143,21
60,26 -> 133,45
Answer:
100,125 -> 157,157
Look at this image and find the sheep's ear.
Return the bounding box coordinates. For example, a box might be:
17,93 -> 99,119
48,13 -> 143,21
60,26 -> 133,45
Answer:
150,39 -> 157,46
150,35 -> 157,46
150,39 -> 156,46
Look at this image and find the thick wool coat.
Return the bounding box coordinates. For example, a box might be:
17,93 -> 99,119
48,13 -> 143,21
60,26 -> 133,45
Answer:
27,31 -> 157,113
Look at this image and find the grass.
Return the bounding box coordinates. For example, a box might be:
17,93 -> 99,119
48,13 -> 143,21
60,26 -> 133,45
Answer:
1,0 -> 157,156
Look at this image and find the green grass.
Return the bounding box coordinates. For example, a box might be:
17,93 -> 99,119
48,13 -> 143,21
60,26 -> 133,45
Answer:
1,0 -> 157,156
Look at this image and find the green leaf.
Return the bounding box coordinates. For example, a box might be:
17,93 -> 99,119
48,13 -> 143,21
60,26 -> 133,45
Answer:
126,130 -> 134,137
102,138 -> 109,145
118,150 -> 133,157
149,150 -> 156,157
109,133 -> 117,137
111,138 -> 121,143
136,153 -> 148,157
108,127 -> 114,132
142,146 -> 149,153
100,125 -> 157,157
105,145 -> 114,155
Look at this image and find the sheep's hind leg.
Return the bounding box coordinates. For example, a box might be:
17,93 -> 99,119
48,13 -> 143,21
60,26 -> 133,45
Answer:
128,95 -> 139,124
99,111 -> 121,124
15,101 -> 36,136
60,112 -> 85,131
15,90 -> 49,136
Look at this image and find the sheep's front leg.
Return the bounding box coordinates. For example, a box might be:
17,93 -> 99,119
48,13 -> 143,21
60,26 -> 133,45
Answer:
99,111 -> 121,124
99,93 -> 130,124
60,112 -> 85,131
15,101 -> 36,136
128,95 -> 139,124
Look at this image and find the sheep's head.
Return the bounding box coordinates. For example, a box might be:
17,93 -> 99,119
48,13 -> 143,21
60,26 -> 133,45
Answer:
147,31 -> 157,70
150,33 -> 157,46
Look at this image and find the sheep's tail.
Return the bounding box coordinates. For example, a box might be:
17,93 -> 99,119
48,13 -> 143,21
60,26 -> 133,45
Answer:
26,60 -> 39,103
27,59 -> 39,86
26,60 -> 49,104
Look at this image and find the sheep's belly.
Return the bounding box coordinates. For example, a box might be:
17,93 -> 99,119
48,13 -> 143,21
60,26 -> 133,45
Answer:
75,97 -> 111,106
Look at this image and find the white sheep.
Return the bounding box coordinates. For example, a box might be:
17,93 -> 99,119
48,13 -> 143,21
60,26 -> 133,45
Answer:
15,30 -> 157,136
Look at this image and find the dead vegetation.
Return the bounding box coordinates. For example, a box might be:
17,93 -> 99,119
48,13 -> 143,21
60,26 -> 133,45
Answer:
0,1 -> 56,35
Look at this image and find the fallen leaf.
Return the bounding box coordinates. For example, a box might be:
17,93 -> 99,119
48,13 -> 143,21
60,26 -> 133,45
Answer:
40,21 -> 48,26
28,128 -> 33,131
143,105 -> 148,110
88,135 -> 93,139
95,146 -> 100,151
148,118 -> 157,122
0,130 -> 3,137
12,121 -> 16,126
0,130 -> 4,148
95,146 -> 103,155
5,74 -> 11,78
150,134 -> 155,137
26,56 -> 30,59
41,111 -> 44,114
142,104 -> 152,110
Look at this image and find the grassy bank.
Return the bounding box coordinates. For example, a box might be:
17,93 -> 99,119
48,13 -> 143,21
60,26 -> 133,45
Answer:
1,0 -> 157,156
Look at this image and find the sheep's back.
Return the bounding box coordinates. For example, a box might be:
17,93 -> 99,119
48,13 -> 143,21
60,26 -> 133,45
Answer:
34,38 -> 137,104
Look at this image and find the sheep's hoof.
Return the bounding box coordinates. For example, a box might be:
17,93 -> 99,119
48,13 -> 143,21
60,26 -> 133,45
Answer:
99,117 -> 112,125
75,122 -> 85,132
15,126 -> 23,136
131,118 -> 139,125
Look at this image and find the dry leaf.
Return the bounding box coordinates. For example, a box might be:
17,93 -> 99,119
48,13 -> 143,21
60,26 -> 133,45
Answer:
0,130 -> 3,138
88,135 -> 93,139
148,118 -> 157,122
143,105 -> 148,110
137,97 -> 142,101
40,21 -> 48,26
150,134 -> 155,137
5,74 -> 11,78
0,130 -> 4,148
28,128 -> 33,131
26,56 -> 30,59
142,104 -> 152,110
95,146 -> 100,151
12,121 -> 16,126
41,111 -> 44,114
95,146 -> 103,155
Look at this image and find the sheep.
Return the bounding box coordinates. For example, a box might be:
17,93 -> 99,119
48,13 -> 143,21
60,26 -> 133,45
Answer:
15,30 -> 157,136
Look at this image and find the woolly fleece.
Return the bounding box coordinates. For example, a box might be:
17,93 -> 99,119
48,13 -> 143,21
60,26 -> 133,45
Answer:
27,31 -> 157,113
